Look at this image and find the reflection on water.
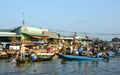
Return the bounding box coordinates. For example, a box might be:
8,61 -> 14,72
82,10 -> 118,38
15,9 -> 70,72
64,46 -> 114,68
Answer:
0,57 -> 120,75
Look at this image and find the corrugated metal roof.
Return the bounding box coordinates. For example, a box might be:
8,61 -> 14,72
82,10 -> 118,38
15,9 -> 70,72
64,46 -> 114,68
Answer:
22,32 -> 45,36
0,32 -> 17,37
43,31 -> 58,38
0,32 -> 16,34
0,29 -> 12,32
21,26 -> 43,35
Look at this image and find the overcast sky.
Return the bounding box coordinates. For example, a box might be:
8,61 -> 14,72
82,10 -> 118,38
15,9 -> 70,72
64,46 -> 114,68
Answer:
0,0 -> 120,40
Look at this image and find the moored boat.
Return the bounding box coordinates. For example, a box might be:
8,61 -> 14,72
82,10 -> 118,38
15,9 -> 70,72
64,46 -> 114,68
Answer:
98,51 -> 115,59
0,55 -> 10,59
57,53 -> 104,61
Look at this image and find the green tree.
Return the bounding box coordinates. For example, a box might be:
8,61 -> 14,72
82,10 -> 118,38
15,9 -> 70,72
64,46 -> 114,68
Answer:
112,37 -> 120,43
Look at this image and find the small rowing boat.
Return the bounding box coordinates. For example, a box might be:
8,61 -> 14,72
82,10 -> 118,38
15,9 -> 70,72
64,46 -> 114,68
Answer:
16,53 -> 56,63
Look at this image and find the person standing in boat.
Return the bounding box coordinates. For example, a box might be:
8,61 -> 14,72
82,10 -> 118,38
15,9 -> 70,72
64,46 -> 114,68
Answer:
61,43 -> 67,54
20,43 -> 28,60
77,45 -> 83,56
47,45 -> 52,53
70,45 -> 73,54
92,47 -> 99,58
85,45 -> 92,56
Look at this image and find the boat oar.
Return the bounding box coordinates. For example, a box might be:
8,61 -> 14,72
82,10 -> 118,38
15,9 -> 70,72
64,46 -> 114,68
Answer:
7,54 -> 16,62
7,58 -> 14,62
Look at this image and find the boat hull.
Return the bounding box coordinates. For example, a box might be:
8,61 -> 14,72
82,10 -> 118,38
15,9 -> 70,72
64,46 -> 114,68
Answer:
57,53 -> 104,61
16,53 -> 56,63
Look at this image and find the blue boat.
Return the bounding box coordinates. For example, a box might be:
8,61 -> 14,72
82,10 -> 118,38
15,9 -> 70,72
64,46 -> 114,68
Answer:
57,53 -> 104,61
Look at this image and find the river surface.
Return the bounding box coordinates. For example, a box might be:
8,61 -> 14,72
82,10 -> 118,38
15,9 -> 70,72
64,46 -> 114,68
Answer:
0,57 -> 120,75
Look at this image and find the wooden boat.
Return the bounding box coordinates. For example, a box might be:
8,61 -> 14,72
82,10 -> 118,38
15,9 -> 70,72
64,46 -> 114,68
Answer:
36,53 -> 56,61
0,55 -> 10,59
0,50 -> 13,59
98,51 -> 114,59
99,55 -> 113,59
16,53 -> 56,63
0,54 -> 13,59
57,53 -> 104,61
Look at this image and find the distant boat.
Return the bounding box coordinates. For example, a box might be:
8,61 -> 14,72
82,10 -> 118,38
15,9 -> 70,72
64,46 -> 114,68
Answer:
57,53 -> 104,61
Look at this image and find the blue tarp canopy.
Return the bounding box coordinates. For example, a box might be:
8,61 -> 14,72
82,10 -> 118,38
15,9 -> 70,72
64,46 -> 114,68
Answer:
33,41 -> 47,44
0,41 -> 47,45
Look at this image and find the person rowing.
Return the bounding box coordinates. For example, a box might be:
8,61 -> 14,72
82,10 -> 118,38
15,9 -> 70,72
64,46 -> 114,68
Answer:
7,51 -> 20,62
